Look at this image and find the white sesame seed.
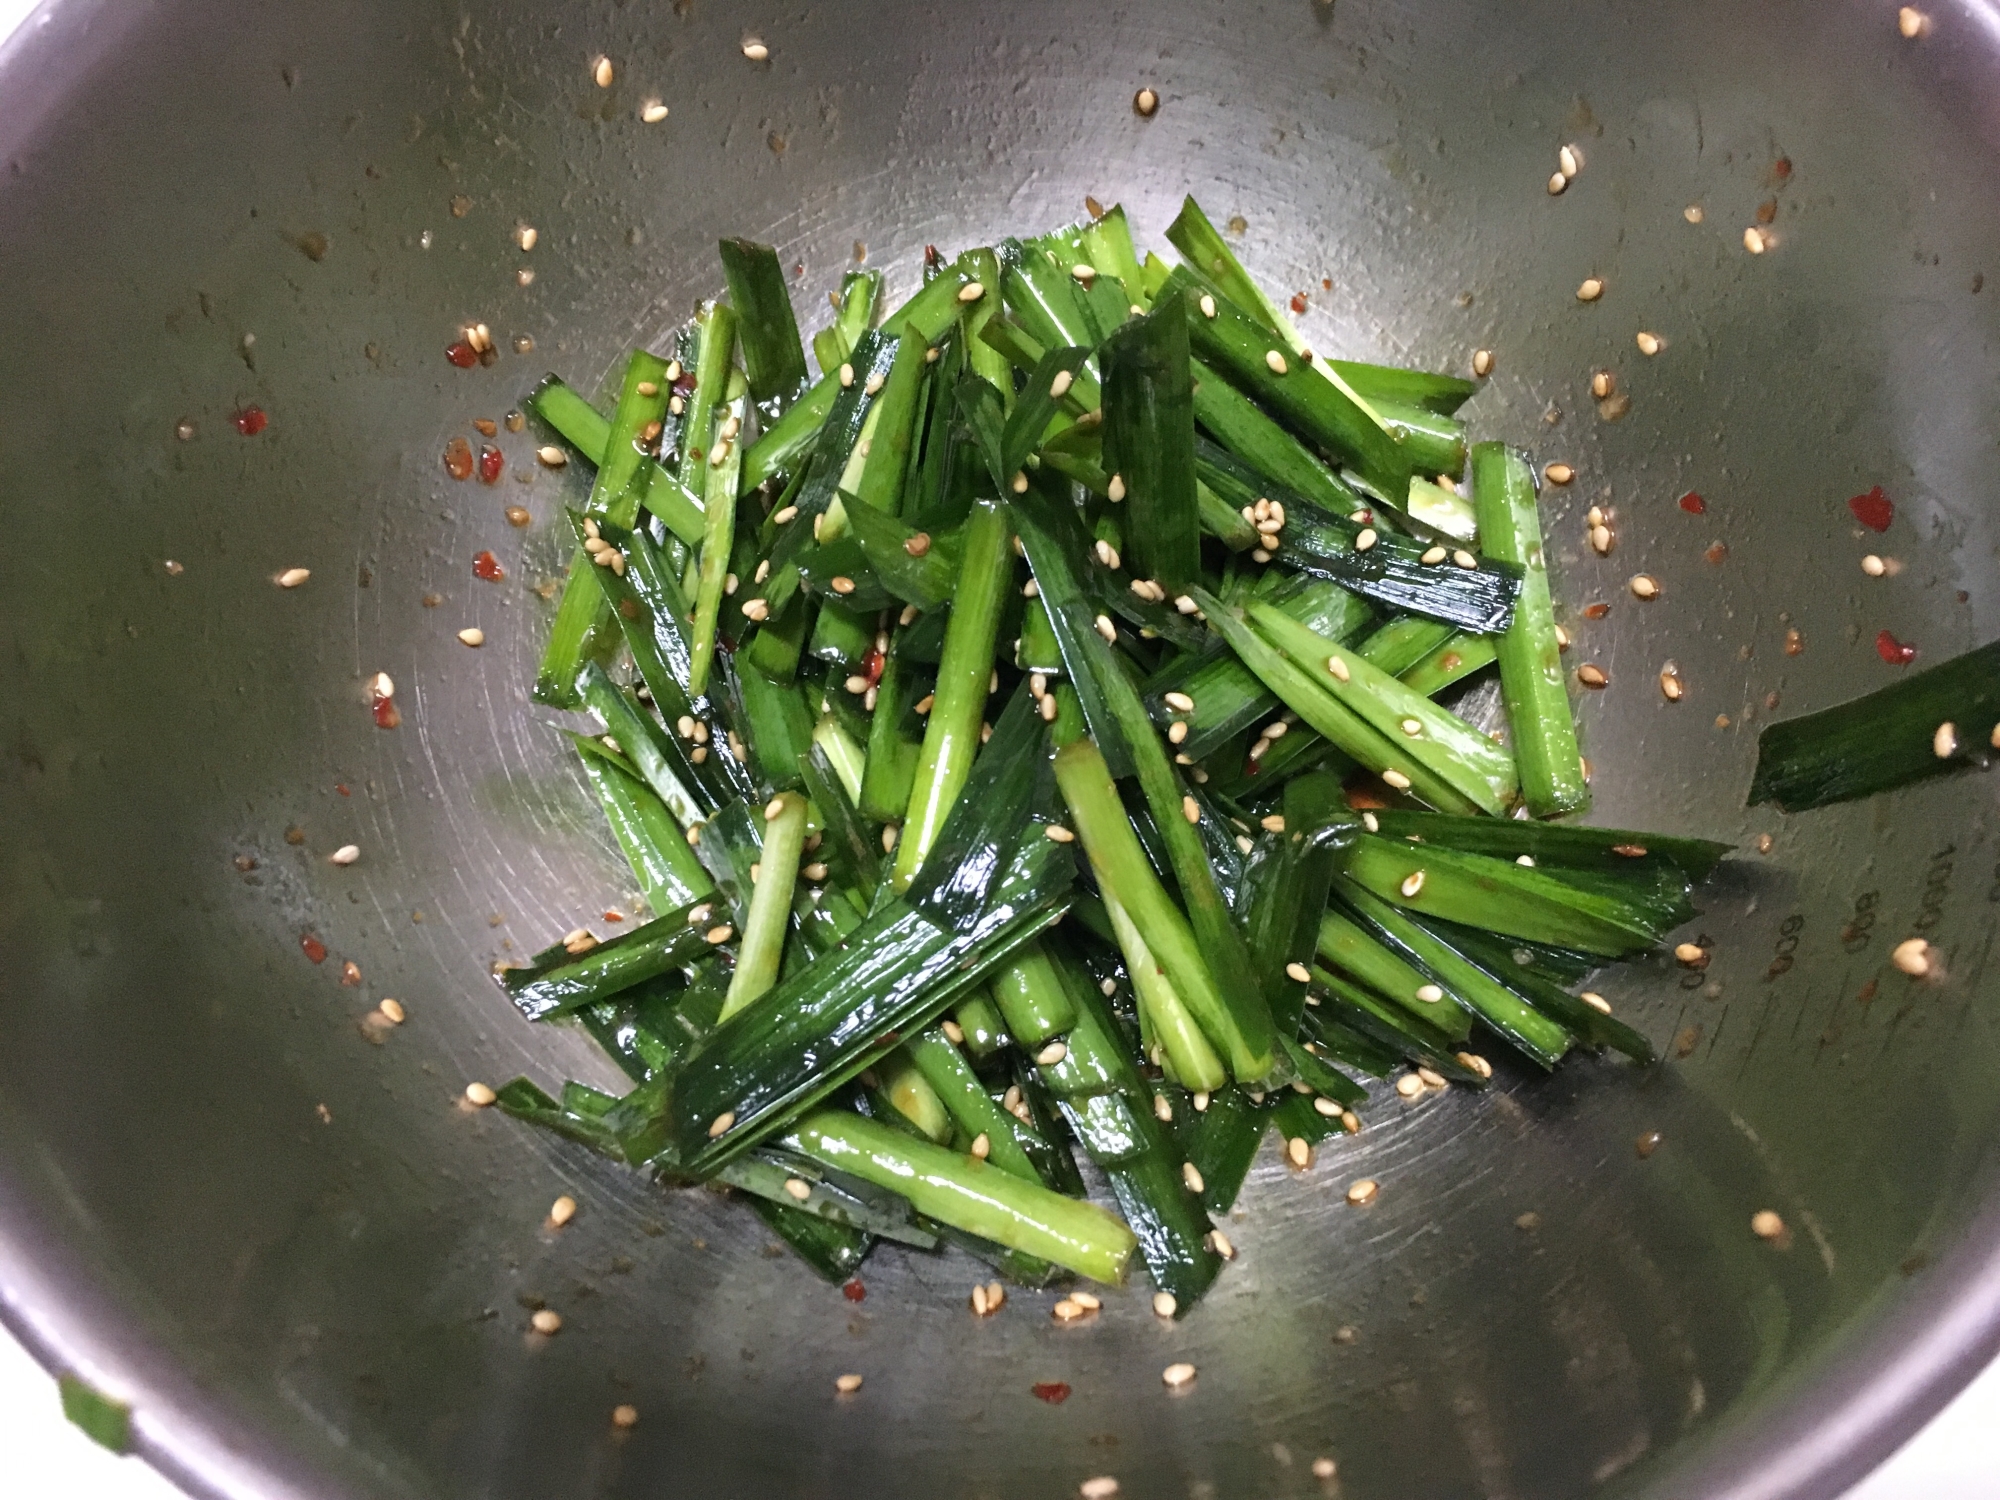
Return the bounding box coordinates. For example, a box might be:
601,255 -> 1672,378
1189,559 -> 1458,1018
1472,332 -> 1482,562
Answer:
1107,473 -> 1126,502
537,445 -> 568,468
1208,1228 -> 1235,1259
1420,545 -> 1448,565
1080,1478 -> 1120,1500
1900,6 -> 1926,38
592,55 -> 614,87
1577,277 -> 1604,302
531,1308 -> 563,1334
834,1373 -> 863,1394
612,1403 -> 639,1429
742,39 -> 770,61
1070,1290 -> 1101,1311
328,844 -> 361,866
1744,226 -> 1769,254
465,1082 -> 497,1106
549,1193 -> 578,1226
1453,549 -> 1477,569
1861,554 -> 1887,577
1052,1298 -> 1086,1322
1151,1291 -> 1178,1319
1265,349 -> 1288,375
1262,720 -> 1288,740
1396,1073 -> 1425,1099
1934,722 -> 1959,758
1381,769 -> 1412,790
1751,1210 -> 1785,1240
1346,1178 -> 1379,1204
1325,655 -> 1351,684
1581,991 -> 1612,1015
1199,294 -> 1217,319
1182,795 -> 1202,824
1893,937 -> 1932,975
1674,942 -> 1707,966
956,281 -> 985,303
1354,528 -> 1377,552
1068,262 -> 1099,286
1629,574 -> 1660,600
705,924 -> 734,946
1285,961 -> 1312,984
1035,1040 -> 1067,1066
1312,1457 -> 1338,1480
1636,331 -> 1663,356
782,1177 -> 812,1202
640,100 -> 669,123
378,998 -> 406,1024
1472,348 -> 1494,377
457,627 -> 486,647
1590,524 -> 1614,554
968,1132 -> 991,1160
1548,171 -> 1568,196
1180,1160 -> 1205,1194
1192,1091 -> 1210,1112
276,567 -> 312,589
831,575 -> 857,595
1399,718 -> 1424,738
1133,86 -> 1160,117
1559,144 -> 1580,178
1400,871 -> 1426,898
1162,1361 -> 1197,1389
707,1110 -> 736,1137
1164,721 -> 1189,745
882,824 -> 900,852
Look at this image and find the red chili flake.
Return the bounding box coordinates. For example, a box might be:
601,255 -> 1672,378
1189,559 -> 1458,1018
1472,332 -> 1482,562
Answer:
443,437 -> 474,481
1351,509 -> 1373,527
301,934 -> 328,964
672,370 -> 698,394
446,340 -> 479,369
1704,542 -> 1729,565
603,910 -> 626,923
472,550 -> 506,581
1611,844 -> 1649,858
1321,277 -> 1332,291
335,783 -> 350,796
373,696 -> 402,729
860,648 -> 886,688
1849,486 -> 1894,532
1772,156 -> 1793,182
1582,602 -> 1611,620
232,405 -> 268,436
1289,292 -> 1309,314
1678,491 -> 1706,515
1032,1382 -> 1072,1405
1875,629 -> 1917,665
841,1278 -> 866,1302
477,445 -> 504,484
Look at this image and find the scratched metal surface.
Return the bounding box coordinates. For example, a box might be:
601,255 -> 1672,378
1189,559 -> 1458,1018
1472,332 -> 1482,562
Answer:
2,1 -> 2000,1498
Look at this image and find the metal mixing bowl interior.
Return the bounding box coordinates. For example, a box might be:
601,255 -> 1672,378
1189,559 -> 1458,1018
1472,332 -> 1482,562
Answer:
5,1 -> 2000,1497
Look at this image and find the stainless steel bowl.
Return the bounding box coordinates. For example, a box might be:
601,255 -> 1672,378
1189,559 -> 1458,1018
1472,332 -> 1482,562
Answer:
6,1 -> 2000,1496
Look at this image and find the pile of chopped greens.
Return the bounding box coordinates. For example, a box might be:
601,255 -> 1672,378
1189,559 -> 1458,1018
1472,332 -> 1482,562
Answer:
489,198 -> 1732,1311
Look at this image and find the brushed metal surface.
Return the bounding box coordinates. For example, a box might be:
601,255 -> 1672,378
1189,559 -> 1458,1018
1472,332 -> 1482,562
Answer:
4,2 -> 2000,1498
